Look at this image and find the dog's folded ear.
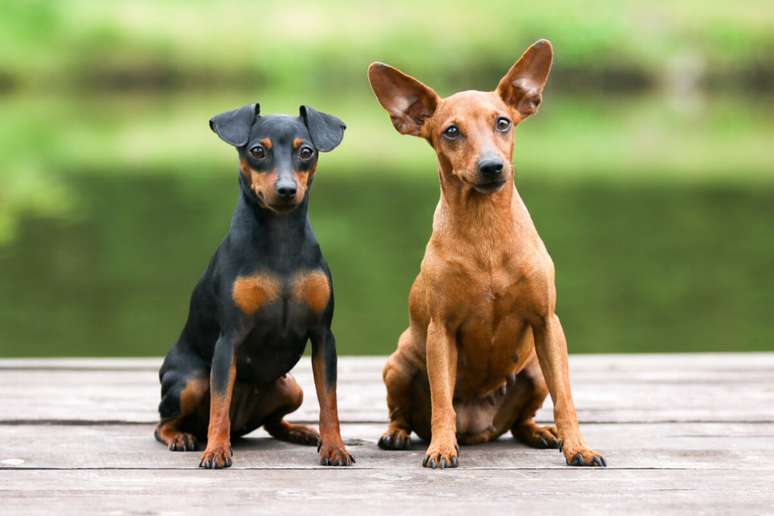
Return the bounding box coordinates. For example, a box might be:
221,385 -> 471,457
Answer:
496,39 -> 553,120
367,63 -> 439,137
299,105 -> 346,152
209,103 -> 260,147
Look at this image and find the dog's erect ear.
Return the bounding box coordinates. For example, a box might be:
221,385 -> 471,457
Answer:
209,103 -> 260,147
299,105 -> 346,152
368,63 -> 440,137
496,39 -> 553,119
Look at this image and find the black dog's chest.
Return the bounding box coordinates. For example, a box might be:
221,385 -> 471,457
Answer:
231,270 -> 330,383
231,269 -> 329,323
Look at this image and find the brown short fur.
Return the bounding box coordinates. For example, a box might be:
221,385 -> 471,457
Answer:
232,273 -> 282,315
368,39 -> 605,468
293,271 -> 331,314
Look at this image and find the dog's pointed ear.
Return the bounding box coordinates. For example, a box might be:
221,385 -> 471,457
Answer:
209,103 -> 260,147
368,62 -> 440,137
496,39 -> 553,120
299,105 -> 346,152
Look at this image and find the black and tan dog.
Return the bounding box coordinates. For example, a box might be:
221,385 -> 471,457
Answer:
368,40 -> 606,468
155,103 -> 354,469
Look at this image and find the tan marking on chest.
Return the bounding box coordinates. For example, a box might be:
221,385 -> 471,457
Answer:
232,274 -> 282,315
292,271 -> 330,313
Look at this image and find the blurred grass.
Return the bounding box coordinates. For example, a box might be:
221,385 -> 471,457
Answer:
1,0 -> 773,92
2,90 -> 773,244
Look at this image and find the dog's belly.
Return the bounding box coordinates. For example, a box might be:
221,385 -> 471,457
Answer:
454,310 -> 535,400
235,302 -> 314,384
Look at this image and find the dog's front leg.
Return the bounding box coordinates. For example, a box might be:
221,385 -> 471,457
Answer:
532,312 -> 606,467
423,319 -> 459,468
199,333 -> 238,469
311,327 -> 354,466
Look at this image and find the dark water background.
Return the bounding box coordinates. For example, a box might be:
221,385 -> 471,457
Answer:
2,171 -> 772,356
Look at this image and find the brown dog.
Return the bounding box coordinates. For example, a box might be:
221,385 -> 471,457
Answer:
368,40 -> 605,468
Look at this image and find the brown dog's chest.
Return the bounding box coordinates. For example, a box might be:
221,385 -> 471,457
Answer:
451,270 -> 538,399
416,212 -> 551,400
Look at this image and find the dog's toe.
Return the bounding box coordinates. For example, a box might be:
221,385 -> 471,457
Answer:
167,432 -> 198,452
564,446 -> 607,467
378,429 -> 411,450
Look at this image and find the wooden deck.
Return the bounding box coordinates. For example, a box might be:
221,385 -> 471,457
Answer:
1,354 -> 773,515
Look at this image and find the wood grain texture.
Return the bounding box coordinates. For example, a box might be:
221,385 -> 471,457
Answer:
1,354 -> 773,424
1,423 -> 773,470
0,354 -> 773,515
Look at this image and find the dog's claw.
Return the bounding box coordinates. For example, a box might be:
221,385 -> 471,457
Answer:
423,439 -> 458,469
571,453 -> 584,466
319,442 -> 354,466
591,455 -> 607,468
539,437 -> 548,449
198,444 -> 232,469
378,429 -> 411,450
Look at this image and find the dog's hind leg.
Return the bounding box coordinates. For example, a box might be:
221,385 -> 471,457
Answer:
156,351 -> 210,451
506,358 -> 560,449
378,328 -> 424,450
262,374 -> 320,446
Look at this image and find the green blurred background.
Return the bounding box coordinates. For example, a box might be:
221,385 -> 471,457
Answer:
0,0 -> 772,356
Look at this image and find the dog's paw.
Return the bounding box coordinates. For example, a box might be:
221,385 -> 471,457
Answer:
378,428 -> 411,450
512,422 -> 560,449
267,420 -> 321,447
563,445 -> 606,467
284,424 -> 321,447
167,431 -> 199,452
199,442 -> 233,469
422,438 -> 459,469
318,441 -> 355,466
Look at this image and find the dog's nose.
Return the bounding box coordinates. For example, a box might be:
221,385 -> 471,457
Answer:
478,158 -> 504,178
277,182 -> 297,199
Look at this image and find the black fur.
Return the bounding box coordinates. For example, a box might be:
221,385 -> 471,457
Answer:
157,103 -> 345,436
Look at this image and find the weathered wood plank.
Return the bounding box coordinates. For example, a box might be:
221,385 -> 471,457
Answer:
1,423 -> 773,471
1,469 -> 772,516
2,356 -> 773,424
1,356 -> 773,515
3,353 -> 774,372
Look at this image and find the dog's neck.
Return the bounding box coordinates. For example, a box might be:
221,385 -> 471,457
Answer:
434,163 -> 523,241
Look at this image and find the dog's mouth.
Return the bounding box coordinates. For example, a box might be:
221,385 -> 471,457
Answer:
473,179 -> 507,194
268,200 -> 298,213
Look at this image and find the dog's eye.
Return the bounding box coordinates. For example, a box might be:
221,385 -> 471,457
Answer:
298,146 -> 315,161
496,117 -> 512,133
443,125 -> 460,140
249,145 -> 266,159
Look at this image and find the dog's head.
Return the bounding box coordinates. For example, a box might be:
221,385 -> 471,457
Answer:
210,104 -> 346,212
368,40 -> 552,194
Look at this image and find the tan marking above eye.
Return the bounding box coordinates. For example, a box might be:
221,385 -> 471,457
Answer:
232,274 -> 281,315
260,138 -> 272,150
293,138 -> 304,150
292,271 -> 330,313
